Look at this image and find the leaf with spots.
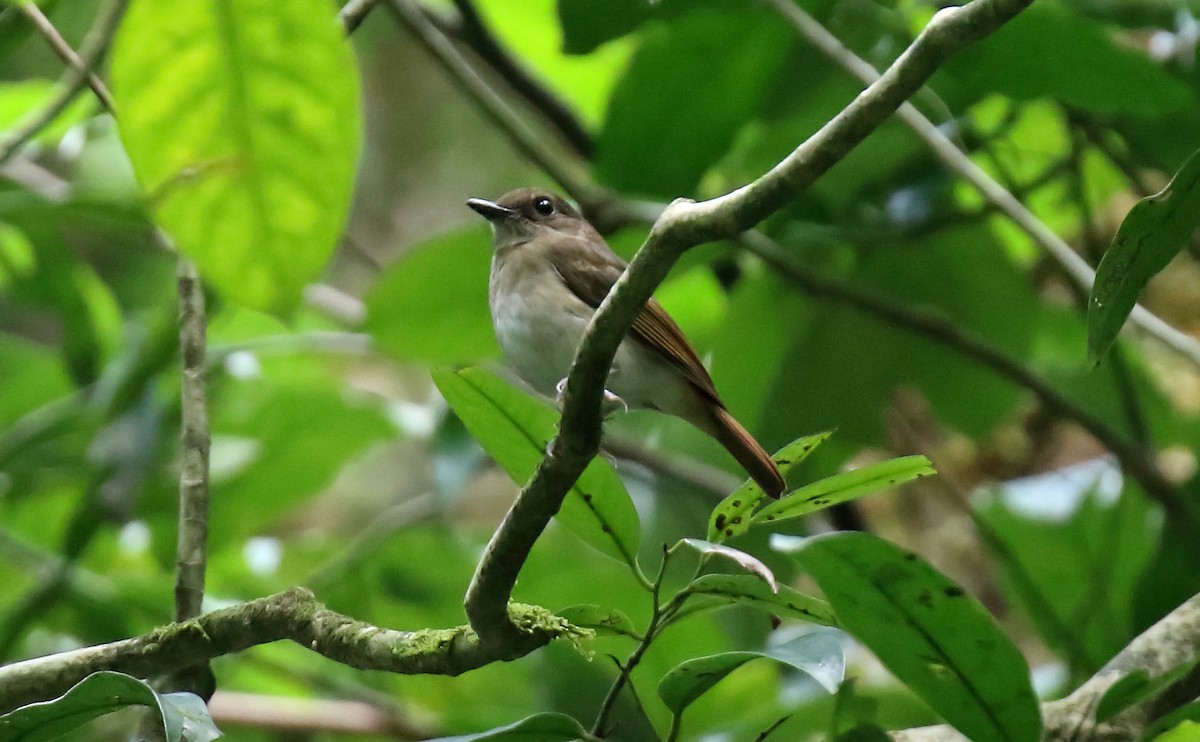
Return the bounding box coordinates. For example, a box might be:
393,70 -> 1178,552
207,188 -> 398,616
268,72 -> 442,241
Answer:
557,604 -> 641,640
707,431 -> 832,542
687,574 -> 837,627
657,633 -> 843,719
789,533 -> 1041,742
1088,147 -> 1200,365
678,538 -> 777,591
752,455 -> 935,528
432,367 -> 642,569
110,0 -> 361,313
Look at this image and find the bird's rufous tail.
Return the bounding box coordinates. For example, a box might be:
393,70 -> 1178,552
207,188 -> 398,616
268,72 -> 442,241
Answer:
710,406 -> 785,498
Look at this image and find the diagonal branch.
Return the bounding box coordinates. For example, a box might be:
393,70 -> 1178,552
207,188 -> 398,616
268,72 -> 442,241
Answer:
763,0 -> 1200,370
17,1 -> 115,113
463,0 -> 1036,644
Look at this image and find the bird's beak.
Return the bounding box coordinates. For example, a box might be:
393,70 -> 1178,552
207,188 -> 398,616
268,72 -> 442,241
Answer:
467,198 -> 518,222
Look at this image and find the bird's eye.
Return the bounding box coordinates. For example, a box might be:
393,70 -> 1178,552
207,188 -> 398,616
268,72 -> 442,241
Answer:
533,197 -> 555,216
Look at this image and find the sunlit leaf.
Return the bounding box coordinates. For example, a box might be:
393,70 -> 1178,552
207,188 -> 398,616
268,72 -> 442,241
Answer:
0,671 -> 221,742
791,533 -> 1041,742
0,80 -> 93,144
1088,148 -> 1200,364
708,431 -> 832,542
657,633 -> 843,717
687,574 -> 837,627
752,456 -> 935,527
432,367 -> 641,567
110,0 -> 361,312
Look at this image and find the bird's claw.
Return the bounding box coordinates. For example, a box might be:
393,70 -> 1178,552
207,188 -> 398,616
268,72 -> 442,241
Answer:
554,378 -> 628,418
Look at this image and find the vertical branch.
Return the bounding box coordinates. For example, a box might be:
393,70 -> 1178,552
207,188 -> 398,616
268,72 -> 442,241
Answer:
174,255 -> 211,622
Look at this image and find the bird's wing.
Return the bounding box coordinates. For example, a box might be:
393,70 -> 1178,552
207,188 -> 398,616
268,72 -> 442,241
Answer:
547,237 -> 721,404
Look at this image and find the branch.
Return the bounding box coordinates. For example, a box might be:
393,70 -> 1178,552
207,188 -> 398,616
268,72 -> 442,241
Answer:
0,0 -> 126,168
383,0 -> 600,205
173,254 -> 210,623
339,0 -> 380,33
447,0 -> 594,159
0,588 -> 582,714
895,591 -> 1200,741
17,1 -> 115,112
462,0 -> 1036,644
763,0 -> 1200,371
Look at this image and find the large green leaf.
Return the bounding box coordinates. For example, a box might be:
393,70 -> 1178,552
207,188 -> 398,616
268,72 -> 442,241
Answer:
110,0 -> 361,312
595,7 -> 791,197
432,367 -> 641,567
0,671 -> 220,741
1088,148 -> 1200,364
365,228 -> 499,364
657,633 -> 843,716
791,533 -> 1041,742
556,0 -> 648,55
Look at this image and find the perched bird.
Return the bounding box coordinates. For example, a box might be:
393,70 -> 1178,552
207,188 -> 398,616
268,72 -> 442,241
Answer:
467,188 -> 785,498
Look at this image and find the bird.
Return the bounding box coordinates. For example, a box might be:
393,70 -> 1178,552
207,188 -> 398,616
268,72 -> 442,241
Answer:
467,187 -> 785,498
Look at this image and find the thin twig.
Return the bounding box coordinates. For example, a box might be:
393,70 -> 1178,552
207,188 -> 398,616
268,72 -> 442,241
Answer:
173,253 -> 211,623
763,0 -> 1200,371
0,0 -> 126,167
17,1 -> 115,112
383,0 -> 599,205
339,0 -> 381,33
447,0 -> 594,158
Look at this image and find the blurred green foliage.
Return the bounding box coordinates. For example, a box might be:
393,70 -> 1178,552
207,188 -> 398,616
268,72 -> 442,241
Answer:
1,0 -> 1199,740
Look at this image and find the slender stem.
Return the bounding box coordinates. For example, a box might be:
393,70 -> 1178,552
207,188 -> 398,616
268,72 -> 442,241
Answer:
17,1 -> 115,112
339,0 -> 381,32
762,0 -> 1200,371
448,0 -> 594,158
174,254 -> 211,622
0,0 -> 126,167
383,0 -> 599,205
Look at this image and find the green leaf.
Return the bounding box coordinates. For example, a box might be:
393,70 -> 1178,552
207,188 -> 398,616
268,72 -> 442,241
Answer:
0,671 -> 221,742
678,538 -> 776,590
687,573 -> 837,627
432,367 -> 642,567
595,7 -> 791,196
556,604 -> 641,639
752,456 -> 935,527
1088,148 -> 1200,364
365,228 -> 499,364
657,633 -> 843,716
556,0 -> 648,55
428,712 -> 589,742
110,0 -> 361,312
707,431 -> 832,542
1150,721 -> 1200,742
791,533 -> 1041,742
1143,702 -> 1200,741
1096,659 -> 1198,723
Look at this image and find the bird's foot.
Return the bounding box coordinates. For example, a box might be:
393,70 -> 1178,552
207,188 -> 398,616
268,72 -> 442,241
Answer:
555,378 -> 628,418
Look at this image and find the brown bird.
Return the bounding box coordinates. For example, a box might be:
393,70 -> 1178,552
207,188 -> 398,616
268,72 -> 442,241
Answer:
467,188 -> 785,497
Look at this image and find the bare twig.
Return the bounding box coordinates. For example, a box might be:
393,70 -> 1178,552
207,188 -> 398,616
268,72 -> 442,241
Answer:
17,1 -> 115,112
174,254 -> 210,623
763,0 -> 1200,371
462,0 -> 1036,645
447,0 -> 594,158
339,0 -> 381,33
383,0 -> 600,205
0,0 -> 126,167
